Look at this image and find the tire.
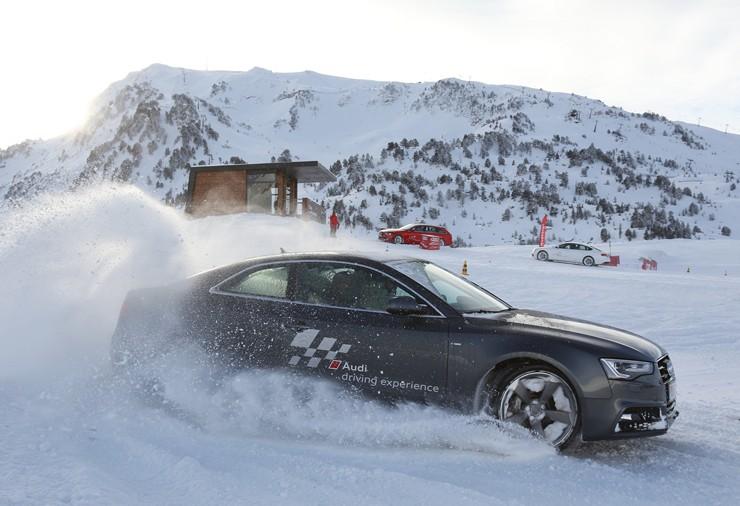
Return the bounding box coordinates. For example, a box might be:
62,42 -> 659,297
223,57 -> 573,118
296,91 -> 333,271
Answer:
582,256 -> 595,267
394,235 -> 404,244
490,364 -> 581,450
536,250 -> 549,261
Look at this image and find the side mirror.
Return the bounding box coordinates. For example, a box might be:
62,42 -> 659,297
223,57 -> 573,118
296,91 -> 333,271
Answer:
386,296 -> 427,316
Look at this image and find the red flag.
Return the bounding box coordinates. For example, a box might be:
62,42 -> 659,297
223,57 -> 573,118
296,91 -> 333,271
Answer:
539,215 -> 548,247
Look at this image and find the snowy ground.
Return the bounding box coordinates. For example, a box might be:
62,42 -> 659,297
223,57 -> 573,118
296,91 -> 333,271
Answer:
1,186 -> 739,505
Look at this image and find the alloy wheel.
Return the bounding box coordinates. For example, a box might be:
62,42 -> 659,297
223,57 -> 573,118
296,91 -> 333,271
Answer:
498,370 -> 578,447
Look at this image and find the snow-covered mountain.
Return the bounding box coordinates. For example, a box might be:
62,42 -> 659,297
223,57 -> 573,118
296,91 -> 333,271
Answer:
1,63 -> 738,245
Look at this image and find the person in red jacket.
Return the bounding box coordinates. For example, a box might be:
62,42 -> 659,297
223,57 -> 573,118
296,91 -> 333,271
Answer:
329,211 -> 339,238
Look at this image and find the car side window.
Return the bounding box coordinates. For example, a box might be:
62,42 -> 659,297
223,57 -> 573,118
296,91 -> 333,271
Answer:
220,265 -> 289,299
293,262 -> 416,311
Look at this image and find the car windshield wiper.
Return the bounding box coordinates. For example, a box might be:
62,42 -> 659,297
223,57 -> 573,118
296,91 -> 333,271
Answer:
465,309 -> 505,314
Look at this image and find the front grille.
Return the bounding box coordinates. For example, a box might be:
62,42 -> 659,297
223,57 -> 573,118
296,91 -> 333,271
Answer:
657,355 -> 675,384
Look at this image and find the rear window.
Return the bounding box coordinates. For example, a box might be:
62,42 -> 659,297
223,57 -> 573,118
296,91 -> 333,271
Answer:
220,265 -> 289,299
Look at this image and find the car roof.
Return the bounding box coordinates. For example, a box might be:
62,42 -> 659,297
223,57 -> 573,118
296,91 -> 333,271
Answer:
558,242 -> 600,248
394,223 -> 446,229
279,250 -> 417,262
212,250 -> 422,273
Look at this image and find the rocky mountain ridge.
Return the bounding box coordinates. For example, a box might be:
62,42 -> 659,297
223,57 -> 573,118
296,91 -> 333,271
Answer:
1,64 -> 738,244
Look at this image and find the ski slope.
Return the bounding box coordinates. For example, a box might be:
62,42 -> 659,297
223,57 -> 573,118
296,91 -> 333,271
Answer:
0,186 -> 739,505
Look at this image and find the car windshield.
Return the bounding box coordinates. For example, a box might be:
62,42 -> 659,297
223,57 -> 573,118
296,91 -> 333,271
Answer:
388,260 -> 510,313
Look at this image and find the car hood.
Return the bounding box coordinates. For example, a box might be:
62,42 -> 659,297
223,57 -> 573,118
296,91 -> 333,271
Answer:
466,308 -> 665,360
379,228 -> 399,233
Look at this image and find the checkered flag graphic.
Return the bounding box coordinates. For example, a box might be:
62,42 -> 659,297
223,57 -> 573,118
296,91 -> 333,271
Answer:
287,328 -> 352,368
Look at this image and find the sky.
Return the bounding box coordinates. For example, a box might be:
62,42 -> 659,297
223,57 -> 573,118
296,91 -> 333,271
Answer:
1,0 -> 738,149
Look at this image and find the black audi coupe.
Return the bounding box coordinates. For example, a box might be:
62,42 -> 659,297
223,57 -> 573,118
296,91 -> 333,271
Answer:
111,252 -> 678,448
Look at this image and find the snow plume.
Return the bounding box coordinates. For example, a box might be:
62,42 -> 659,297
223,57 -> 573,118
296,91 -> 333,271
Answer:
0,184 -> 332,382
131,344 -> 551,458
0,185 -> 189,382
0,185 -> 544,462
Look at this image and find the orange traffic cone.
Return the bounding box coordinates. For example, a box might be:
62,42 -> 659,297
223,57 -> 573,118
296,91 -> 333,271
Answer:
461,260 -> 469,276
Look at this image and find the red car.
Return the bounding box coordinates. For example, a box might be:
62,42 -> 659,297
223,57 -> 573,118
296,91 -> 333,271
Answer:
378,223 -> 453,246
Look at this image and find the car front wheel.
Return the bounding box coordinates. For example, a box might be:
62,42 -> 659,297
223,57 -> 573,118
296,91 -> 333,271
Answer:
492,365 -> 580,449
394,235 -> 404,244
582,256 -> 595,267
536,250 -> 549,261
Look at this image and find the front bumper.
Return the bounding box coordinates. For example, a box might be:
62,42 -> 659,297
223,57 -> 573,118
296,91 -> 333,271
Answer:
581,356 -> 678,441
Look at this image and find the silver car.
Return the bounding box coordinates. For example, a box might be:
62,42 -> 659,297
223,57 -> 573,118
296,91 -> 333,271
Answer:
532,242 -> 611,266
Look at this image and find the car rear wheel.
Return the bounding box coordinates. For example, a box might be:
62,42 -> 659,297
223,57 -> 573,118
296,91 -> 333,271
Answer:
536,250 -> 549,261
394,235 -> 404,244
582,256 -> 595,267
492,365 -> 580,449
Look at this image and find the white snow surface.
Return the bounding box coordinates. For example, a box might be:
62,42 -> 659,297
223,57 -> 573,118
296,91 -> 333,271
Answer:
1,186 -> 739,505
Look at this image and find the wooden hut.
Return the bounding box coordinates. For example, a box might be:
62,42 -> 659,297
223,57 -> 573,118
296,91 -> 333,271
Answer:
185,161 -> 335,222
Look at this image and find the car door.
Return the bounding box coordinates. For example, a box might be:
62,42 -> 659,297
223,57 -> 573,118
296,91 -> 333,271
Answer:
551,243 -> 567,261
283,261 -> 449,402
208,263 -> 300,368
416,226 -> 430,243
555,243 -> 571,262
414,226 -> 427,244
561,243 -> 580,262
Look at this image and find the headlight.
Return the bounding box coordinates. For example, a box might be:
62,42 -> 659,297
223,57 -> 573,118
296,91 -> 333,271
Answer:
600,358 -> 654,380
